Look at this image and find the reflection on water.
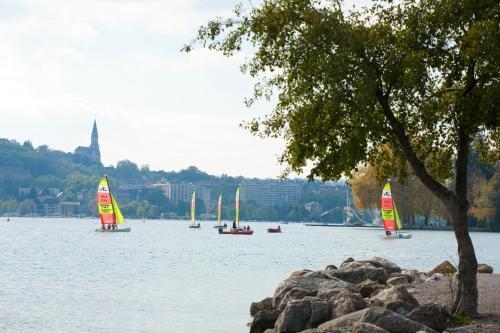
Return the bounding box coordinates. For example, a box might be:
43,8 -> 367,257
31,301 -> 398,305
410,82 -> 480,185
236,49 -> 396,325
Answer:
0,218 -> 498,333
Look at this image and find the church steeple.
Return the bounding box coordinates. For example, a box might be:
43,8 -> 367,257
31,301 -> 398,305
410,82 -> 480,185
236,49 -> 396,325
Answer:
91,120 -> 98,148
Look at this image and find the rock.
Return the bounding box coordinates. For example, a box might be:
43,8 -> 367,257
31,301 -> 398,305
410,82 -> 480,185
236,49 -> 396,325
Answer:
477,263 -> 493,274
387,275 -> 410,286
276,299 -> 311,333
406,304 -> 451,332
366,257 -> 402,275
273,276 -> 356,308
358,279 -> 386,298
318,308 -> 370,330
290,269 -> 314,279
383,300 -> 416,316
278,288 -> 317,311
331,290 -> 367,319
250,310 -> 280,333
304,271 -> 336,280
352,322 -> 389,333
401,269 -> 421,282
340,257 -> 355,268
330,265 -> 389,284
299,328 -> 352,333
370,286 -> 419,306
307,298 -> 332,328
427,261 -> 457,277
251,297 -> 274,316
425,273 -> 444,282
358,307 -> 438,333
389,272 -> 414,283
325,264 -> 338,271
263,329 -> 277,333
317,288 -> 349,300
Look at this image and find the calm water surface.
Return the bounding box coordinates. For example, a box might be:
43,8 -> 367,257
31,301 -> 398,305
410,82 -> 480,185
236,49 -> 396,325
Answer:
0,218 -> 499,333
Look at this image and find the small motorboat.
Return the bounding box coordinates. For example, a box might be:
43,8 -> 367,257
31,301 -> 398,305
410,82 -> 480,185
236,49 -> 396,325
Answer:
218,228 -> 253,235
267,226 -> 282,233
95,227 -> 131,233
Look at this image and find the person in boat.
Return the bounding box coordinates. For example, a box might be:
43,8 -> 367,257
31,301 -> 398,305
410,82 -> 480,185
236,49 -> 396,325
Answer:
277,225 -> 281,231
232,220 -> 237,229
218,227 -> 223,234
107,224 -> 111,230
112,224 -> 117,230
101,225 -> 106,231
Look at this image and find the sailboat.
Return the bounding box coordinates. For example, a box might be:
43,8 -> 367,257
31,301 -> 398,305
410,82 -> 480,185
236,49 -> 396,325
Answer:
381,183 -> 411,239
213,194 -> 227,229
189,190 -> 200,229
219,186 -> 253,235
95,176 -> 130,232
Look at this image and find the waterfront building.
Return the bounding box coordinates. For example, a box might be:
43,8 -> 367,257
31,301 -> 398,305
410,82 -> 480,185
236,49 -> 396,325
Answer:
240,179 -> 302,207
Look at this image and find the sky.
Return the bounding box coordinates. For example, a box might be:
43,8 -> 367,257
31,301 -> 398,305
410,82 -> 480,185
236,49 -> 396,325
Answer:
0,0 -> 366,178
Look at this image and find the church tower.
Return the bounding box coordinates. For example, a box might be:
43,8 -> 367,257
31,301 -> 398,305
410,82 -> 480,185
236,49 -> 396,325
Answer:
91,120 -> 99,148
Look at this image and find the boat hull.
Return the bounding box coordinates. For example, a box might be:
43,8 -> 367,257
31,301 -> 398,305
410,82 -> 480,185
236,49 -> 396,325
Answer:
384,233 -> 412,239
219,228 -> 253,235
267,228 -> 281,233
95,227 -> 131,233
189,224 -> 201,229
213,224 -> 227,229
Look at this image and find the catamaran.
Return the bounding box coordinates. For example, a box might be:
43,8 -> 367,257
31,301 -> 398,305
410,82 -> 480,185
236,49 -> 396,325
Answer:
213,194 -> 227,229
219,186 -> 253,235
189,190 -> 200,229
381,183 -> 411,239
95,176 -> 130,232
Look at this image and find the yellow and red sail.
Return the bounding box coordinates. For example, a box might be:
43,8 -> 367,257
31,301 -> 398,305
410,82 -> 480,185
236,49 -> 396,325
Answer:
217,194 -> 222,225
235,187 -> 240,227
97,177 -> 124,225
381,183 -> 397,235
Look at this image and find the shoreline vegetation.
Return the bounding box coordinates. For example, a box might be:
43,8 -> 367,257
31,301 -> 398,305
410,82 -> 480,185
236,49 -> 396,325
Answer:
248,257 -> 499,333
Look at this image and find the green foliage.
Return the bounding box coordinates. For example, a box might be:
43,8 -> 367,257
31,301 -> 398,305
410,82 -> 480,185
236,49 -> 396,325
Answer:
452,313 -> 472,327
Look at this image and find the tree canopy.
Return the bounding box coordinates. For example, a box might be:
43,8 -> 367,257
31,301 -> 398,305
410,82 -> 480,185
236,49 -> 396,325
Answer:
188,0 -> 499,316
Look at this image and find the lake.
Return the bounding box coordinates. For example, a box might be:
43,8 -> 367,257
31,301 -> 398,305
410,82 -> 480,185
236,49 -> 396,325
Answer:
0,218 -> 499,333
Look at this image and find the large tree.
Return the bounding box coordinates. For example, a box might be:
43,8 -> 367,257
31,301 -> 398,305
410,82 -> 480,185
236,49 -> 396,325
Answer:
186,0 -> 499,315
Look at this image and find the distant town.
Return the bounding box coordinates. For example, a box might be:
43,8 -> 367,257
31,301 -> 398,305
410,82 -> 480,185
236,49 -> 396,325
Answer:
0,121 -> 366,222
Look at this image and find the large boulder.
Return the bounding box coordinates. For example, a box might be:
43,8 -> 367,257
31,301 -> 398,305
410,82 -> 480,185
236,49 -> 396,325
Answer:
427,261 -> 456,277
406,304 -> 451,332
299,328 -> 352,333
352,322 -> 389,333
276,299 -> 312,333
329,265 -> 389,284
358,307 -> 439,333
383,300 -> 416,316
290,269 -> 314,279
325,264 -> 338,271
318,308 -> 370,330
358,279 -> 386,298
273,276 -> 356,308
401,269 -> 423,283
387,275 -> 410,286
250,310 -> 280,333
251,297 -> 274,316
307,298 -> 332,328
477,263 -> 493,274
370,286 -> 419,306
366,257 -> 402,275
278,288 -> 317,311
331,291 -> 367,319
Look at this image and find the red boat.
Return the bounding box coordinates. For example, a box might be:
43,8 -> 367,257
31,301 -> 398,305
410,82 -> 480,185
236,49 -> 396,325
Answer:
219,228 -> 254,235
267,226 -> 282,233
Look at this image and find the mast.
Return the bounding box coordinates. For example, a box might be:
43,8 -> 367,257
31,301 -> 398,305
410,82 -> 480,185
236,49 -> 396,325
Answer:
105,175 -> 117,225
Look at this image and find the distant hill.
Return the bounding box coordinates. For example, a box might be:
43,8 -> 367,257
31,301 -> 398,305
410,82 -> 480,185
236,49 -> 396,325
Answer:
0,138 -> 350,221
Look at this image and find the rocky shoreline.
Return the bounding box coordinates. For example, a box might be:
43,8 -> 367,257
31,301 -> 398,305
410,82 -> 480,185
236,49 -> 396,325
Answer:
248,257 -> 498,333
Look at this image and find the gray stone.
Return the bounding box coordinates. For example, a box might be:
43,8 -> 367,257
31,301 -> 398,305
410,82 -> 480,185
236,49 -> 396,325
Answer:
251,297 -> 274,316
407,303 -> 451,332
387,275 -> 410,286
325,264 -> 338,271
477,263 -> 493,274
358,279 -> 386,298
290,269 -> 314,279
383,300 -> 416,316
278,287 -> 317,311
304,271 -> 337,280
366,257 -> 402,275
318,308 -> 370,330
352,322 -> 389,333
340,257 -> 355,268
299,328 -> 352,333
401,269 -> 421,282
263,329 -> 277,333
331,290 -> 367,319
317,288 -> 349,300
250,310 -> 280,333
308,299 -> 332,328
359,307 -> 438,333
330,266 -> 389,284
276,299 -> 311,333
425,273 -> 444,282
370,285 -> 419,306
